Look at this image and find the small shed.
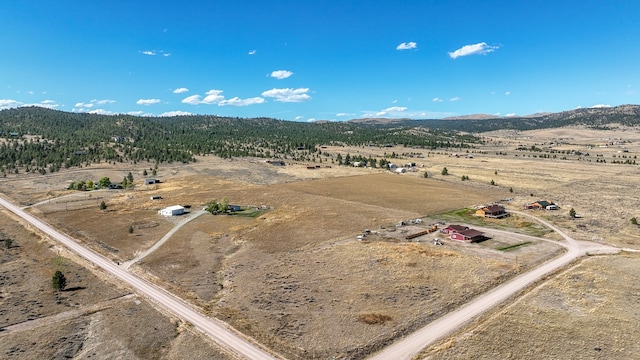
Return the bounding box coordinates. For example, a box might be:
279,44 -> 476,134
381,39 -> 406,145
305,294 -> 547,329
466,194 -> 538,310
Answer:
145,179 -> 160,185
158,205 -> 185,216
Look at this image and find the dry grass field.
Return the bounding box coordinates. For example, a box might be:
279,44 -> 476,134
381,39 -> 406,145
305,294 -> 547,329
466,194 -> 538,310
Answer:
419,253 -> 640,360
0,209 -> 233,360
0,124 -> 639,359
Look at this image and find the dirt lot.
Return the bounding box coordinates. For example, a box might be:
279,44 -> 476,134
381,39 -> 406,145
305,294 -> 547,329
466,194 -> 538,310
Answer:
1,125 -> 639,359
0,208 -> 234,360
419,253 -> 640,360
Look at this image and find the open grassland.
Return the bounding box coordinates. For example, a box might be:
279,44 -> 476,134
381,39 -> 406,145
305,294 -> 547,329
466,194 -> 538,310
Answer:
0,125 -> 639,358
0,209 -> 232,360
419,253 -> 640,360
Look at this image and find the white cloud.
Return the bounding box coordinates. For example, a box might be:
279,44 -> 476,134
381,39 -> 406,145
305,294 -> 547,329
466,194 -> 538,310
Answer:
505,113 -> 517,117
336,112 -> 355,117
591,104 -> 611,108
182,95 -> 202,105
448,42 -> 499,59
432,97 -> 444,102
295,116 -> 304,120
75,102 -> 94,108
449,97 -> 461,102
127,111 -> 145,116
307,118 -> 316,122
173,87 -> 189,94
261,88 -> 311,102
202,89 -> 224,104
88,109 -> 114,115
181,90 -> 223,105
41,99 -> 56,104
505,91 -> 511,95
24,101 -> 60,109
248,50 -> 256,55
159,110 -> 192,117
396,42 -> 417,50
383,106 -> 407,112
136,98 -> 161,106
218,97 -> 265,106
270,70 -> 293,80
92,99 -> 116,104
376,111 -> 387,116
140,50 -> 170,57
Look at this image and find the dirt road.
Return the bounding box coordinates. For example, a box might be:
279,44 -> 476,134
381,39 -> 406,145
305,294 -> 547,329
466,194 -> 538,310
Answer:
369,210 -> 619,360
0,196 -> 279,360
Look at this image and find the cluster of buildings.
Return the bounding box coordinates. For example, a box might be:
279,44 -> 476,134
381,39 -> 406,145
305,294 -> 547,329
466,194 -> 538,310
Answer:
524,200 -> 558,210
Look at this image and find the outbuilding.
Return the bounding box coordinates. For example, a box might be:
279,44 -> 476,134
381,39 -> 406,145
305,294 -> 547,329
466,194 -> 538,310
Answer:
158,205 -> 185,216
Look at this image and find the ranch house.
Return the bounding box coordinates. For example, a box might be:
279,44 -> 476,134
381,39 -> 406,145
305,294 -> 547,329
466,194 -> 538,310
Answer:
476,204 -> 510,218
450,229 -> 485,242
441,224 -> 469,235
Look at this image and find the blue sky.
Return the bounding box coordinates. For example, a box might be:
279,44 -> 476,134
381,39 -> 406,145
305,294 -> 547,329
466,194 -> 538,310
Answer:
1,1 -> 639,121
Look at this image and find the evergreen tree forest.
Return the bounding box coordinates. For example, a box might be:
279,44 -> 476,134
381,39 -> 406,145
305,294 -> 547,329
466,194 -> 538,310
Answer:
0,107 -> 479,175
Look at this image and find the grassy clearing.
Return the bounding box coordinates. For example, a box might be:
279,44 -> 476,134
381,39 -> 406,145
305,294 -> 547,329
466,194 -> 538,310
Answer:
497,241 -> 532,251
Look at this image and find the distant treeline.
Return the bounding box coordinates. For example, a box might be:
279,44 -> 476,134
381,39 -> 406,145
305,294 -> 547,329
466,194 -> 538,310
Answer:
0,107 -> 477,175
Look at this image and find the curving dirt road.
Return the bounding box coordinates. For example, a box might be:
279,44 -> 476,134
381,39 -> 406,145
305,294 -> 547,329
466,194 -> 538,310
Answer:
369,210 -> 619,360
0,196 -> 279,360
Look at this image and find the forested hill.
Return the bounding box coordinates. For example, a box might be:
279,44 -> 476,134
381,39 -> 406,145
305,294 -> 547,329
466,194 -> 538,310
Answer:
0,107 -> 476,175
351,104 -> 640,132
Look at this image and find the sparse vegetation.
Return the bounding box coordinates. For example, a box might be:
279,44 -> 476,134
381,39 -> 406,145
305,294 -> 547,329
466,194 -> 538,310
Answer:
358,313 -> 393,325
569,208 -> 576,218
441,167 -> 449,175
631,217 -> 638,225
52,270 -> 67,291
99,201 -> 107,210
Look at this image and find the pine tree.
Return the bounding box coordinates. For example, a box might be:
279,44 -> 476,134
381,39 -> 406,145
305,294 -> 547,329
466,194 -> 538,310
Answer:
52,270 -> 67,291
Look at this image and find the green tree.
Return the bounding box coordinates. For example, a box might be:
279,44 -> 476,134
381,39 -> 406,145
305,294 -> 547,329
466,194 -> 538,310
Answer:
631,217 -> 638,225
490,179 -> 496,185
441,167 -> 448,176
86,180 -> 94,190
4,237 -> 12,249
569,208 -> 576,218
219,197 -> 229,214
128,225 -> 134,234
143,169 -> 148,176
423,171 -> 429,178
98,177 -> 111,188
99,201 -> 107,210
126,171 -> 134,183
52,270 -> 67,291
509,187 -> 513,193
205,201 -> 219,214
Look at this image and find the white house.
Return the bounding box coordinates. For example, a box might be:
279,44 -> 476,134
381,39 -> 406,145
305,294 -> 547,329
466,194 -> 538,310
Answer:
158,205 -> 185,216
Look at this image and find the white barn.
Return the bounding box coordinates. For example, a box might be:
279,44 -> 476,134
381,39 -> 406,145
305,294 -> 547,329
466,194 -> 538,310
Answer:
158,205 -> 185,216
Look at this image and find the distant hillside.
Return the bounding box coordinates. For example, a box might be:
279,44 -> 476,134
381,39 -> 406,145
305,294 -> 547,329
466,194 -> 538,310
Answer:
441,114 -> 497,120
350,104 -> 640,132
0,107 -> 478,175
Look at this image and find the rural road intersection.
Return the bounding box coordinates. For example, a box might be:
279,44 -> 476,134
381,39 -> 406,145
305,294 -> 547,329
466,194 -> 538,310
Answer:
1,195 -> 621,360
369,210 -> 619,360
